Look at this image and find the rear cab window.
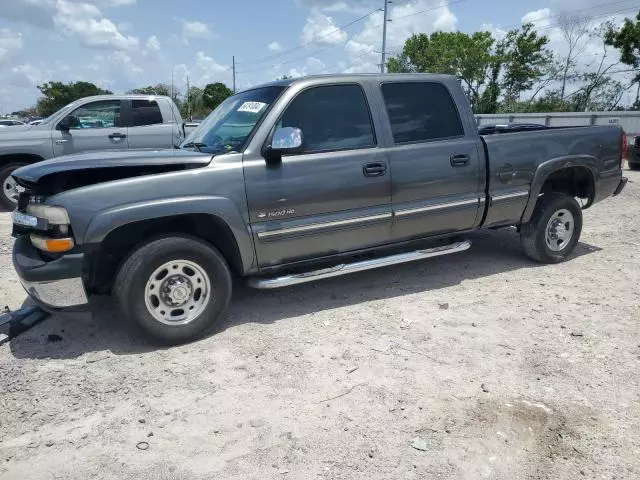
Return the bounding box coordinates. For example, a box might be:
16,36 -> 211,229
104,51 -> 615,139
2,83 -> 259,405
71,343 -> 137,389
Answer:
380,82 -> 464,144
131,99 -> 164,127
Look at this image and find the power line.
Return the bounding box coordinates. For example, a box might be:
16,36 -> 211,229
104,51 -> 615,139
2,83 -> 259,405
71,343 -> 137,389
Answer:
236,8 -> 380,66
389,0 -> 469,21
487,0 -> 638,32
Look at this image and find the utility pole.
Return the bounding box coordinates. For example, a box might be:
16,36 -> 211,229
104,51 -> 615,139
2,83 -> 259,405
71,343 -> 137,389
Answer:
381,0 -> 390,73
232,56 -> 236,93
170,68 -> 174,101
186,76 -> 191,121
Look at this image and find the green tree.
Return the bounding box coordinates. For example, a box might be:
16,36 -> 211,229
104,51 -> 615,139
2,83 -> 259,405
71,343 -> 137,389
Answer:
202,82 -> 233,111
605,11 -> 640,104
501,23 -> 553,109
127,83 -> 171,96
387,31 -> 496,111
36,81 -> 112,116
181,86 -> 210,120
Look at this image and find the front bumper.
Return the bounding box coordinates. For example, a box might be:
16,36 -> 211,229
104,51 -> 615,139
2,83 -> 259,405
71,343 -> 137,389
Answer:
613,176 -> 628,196
12,235 -> 89,311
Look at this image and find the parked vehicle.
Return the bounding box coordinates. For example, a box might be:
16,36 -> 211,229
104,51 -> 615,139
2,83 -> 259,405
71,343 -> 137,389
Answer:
10,74 -> 627,344
627,136 -> 640,170
0,120 -> 26,127
0,94 -> 188,209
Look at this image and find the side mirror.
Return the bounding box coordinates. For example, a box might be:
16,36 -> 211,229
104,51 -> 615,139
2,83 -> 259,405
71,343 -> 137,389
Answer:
57,115 -> 78,131
264,127 -> 303,165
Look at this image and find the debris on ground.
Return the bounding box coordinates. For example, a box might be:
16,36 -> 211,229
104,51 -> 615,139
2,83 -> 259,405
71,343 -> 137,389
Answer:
481,383 -> 490,393
411,437 -> 428,451
136,441 -> 149,451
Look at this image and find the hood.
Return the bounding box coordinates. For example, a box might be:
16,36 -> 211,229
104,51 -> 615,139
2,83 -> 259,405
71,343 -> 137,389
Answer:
13,148 -> 213,195
0,125 -> 34,135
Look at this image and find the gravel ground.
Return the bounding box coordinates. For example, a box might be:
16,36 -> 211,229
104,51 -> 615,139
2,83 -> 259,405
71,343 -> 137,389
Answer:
0,170 -> 639,480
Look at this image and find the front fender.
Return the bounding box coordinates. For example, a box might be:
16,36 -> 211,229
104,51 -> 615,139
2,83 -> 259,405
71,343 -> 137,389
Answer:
83,196 -> 255,273
520,155 -> 598,224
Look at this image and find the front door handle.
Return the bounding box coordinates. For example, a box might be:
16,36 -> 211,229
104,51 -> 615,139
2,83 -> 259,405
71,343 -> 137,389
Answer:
450,154 -> 470,167
363,162 -> 387,177
108,132 -> 127,139
55,139 -> 68,145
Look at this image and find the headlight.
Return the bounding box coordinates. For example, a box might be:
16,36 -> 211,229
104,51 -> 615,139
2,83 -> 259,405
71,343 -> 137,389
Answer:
26,205 -> 70,225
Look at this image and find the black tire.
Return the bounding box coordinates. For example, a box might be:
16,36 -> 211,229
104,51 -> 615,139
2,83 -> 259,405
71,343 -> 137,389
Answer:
628,162 -> 640,171
520,193 -> 583,264
0,163 -> 28,211
114,235 -> 232,345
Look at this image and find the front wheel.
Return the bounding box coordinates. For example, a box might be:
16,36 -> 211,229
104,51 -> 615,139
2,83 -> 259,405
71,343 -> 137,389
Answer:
114,236 -> 232,344
520,193 -> 583,263
0,163 -> 28,211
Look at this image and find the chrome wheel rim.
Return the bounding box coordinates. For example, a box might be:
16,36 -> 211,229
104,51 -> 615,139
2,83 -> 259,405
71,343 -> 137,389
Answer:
144,259 -> 212,325
545,209 -> 575,252
3,175 -> 23,206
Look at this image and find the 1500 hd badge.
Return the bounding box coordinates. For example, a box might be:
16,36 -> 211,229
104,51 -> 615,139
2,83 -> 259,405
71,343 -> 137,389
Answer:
257,209 -> 296,219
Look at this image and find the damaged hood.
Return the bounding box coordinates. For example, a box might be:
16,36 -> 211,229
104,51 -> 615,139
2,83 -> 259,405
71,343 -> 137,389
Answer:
12,149 -> 213,188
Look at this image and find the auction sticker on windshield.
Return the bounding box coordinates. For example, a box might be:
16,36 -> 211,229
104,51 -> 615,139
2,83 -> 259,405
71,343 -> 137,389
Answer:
237,102 -> 267,113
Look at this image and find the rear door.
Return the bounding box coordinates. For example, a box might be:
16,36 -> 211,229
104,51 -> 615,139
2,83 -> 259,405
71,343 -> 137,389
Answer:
51,99 -> 128,156
378,81 -> 483,241
125,98 -> 176,149
243,83 -> 392,267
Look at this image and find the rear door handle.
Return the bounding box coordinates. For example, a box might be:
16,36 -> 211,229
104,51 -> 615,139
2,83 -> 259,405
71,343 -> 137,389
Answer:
363,162 -> 387,177
108,132 -> 127,139
450,154 -> 470,167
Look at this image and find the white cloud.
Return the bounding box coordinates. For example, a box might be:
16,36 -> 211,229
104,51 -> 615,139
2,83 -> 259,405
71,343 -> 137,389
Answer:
0,0 -> 138,50
0,28 -> 23,65
182,21 -> 212,40
145,35 -> 160,52
522,8 -> 552,28
343,0 -> 457,70
300,9 -> 348,46
268,41 -> 283,52
53,1 -> 138,50
298,0 -> 373,14
194,51 -> 230,85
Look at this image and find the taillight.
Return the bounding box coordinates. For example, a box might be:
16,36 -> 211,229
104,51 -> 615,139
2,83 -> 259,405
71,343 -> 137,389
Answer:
622,132 -> 628,167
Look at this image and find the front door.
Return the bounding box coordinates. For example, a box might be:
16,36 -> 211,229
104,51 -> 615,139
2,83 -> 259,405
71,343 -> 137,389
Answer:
378,81 -> 483,240
243,83 -> 392,268
52,99 -> 128,156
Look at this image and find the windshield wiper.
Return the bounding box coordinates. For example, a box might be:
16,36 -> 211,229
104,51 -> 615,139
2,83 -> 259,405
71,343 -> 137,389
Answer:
181,142 -> 208,152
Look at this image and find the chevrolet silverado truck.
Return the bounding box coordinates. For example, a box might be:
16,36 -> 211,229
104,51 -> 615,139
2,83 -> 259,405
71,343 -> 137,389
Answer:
0,94 -> 188,210
10,74 -> 628,344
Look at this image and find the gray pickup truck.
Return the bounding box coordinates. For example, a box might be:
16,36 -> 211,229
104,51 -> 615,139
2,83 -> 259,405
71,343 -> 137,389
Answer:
10,74 -> 627,344
0,94 -> 187,210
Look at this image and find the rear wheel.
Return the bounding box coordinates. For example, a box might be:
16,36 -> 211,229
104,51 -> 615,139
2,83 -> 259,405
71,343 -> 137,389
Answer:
0,163 -> 28,210
520,193 -> 582,263
114,235 -> 232,344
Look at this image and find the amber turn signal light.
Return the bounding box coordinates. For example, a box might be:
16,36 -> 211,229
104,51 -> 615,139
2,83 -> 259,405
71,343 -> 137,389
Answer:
30,235 -> 75,253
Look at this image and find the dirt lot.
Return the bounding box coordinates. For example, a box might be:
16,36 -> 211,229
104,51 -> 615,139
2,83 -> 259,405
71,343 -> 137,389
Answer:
1,171 -> 639,480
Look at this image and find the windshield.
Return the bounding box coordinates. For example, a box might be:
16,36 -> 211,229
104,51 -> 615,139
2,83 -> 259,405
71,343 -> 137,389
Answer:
181,85 -> 286,154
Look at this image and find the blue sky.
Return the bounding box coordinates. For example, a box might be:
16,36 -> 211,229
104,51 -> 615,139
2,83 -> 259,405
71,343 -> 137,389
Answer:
0,0 -> 636,113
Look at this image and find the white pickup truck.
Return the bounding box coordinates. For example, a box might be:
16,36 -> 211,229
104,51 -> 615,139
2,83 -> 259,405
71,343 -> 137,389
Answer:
0,94 -> 191,209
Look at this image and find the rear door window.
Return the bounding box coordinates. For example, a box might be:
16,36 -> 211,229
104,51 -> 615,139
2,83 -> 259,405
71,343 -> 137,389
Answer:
131,100 -> 164,127
381,82 -> 464,144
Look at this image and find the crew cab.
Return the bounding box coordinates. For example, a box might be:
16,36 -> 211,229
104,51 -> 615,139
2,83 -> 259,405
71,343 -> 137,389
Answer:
10,74 -> 627,344
0,94 -> 187,209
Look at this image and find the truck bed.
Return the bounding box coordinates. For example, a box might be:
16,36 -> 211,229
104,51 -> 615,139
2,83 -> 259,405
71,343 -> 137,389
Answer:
480,124 -> 624,228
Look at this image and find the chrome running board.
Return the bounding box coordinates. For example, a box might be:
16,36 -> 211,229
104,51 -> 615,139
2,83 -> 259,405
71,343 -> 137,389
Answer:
246,239 -> 471,289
